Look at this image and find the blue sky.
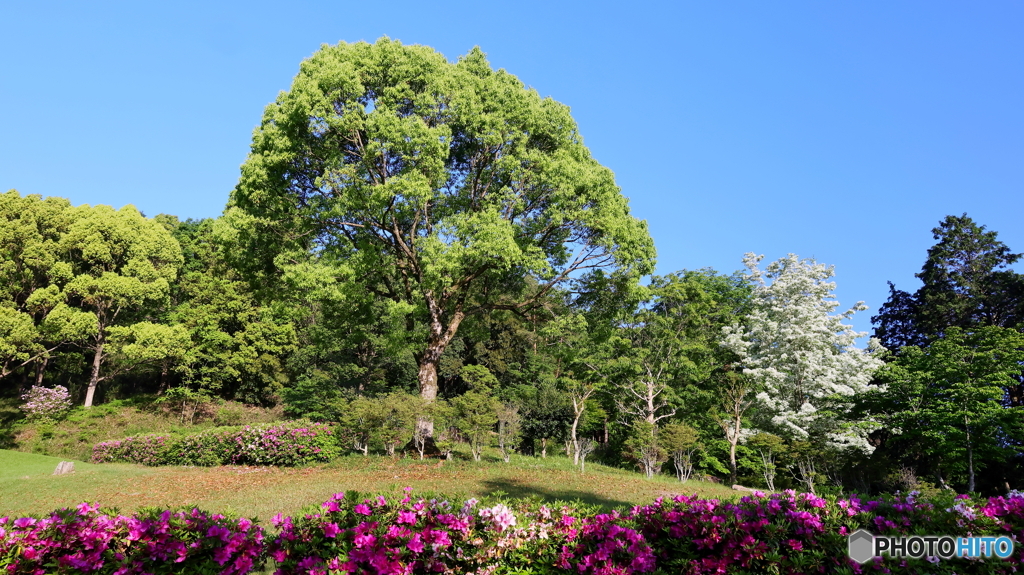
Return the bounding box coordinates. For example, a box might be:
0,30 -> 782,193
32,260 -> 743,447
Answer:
2,1 -> 1021,338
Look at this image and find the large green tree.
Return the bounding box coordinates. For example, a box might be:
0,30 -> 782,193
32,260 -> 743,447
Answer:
874,214 -> 1024,351
229,38 -> 655,424
0,191 -> 94,385
167,217 -> 296,405
877,326 -> 1024,492
62,204 -> 185,407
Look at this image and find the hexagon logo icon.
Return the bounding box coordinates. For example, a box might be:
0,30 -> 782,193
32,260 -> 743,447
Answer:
848,529 -> 875,564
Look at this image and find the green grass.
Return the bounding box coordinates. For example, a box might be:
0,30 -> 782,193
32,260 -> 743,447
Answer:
0,449 -> 739,522
0,449 -> 101,480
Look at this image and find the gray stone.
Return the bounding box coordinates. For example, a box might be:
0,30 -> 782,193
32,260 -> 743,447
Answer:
848,529 -> 875,564
53,461 -> 75,475
731,484 -> 757,492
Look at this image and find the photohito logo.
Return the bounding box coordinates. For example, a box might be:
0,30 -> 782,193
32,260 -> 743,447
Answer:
848,529 -> 1016,564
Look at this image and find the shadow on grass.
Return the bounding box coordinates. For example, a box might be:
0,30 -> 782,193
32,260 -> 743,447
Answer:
0,403 -> 23,450
480,477 -> 634,511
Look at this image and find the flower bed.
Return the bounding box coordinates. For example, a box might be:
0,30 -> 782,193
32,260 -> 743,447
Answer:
91,421 -> 339,467
3,490 -> 1023,574
0,503 -> 264,574
268,489 -> 1024,575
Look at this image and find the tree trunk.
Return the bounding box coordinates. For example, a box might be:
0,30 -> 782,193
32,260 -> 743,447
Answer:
966,423 -> 975,493
414,351 -> 442,442
84,342 -> 104,408
415,302 -> 465,440
158,360 -> 170,394
541,437 -> 547,458
729,434 -> 739,486
570,415 -> 581,466
34,357 -> 48,387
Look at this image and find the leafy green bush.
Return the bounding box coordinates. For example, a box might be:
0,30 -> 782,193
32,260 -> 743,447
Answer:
92,421 -> 340,467
163,427 -> 237,466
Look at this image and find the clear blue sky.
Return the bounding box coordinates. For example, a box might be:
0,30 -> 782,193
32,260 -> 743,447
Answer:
2,1 -> 1021,338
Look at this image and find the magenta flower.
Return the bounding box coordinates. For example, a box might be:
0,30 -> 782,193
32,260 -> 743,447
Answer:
322,522 -> 341,538
407,533 -> 425,553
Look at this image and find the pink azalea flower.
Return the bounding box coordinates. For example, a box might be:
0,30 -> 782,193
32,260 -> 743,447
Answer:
407,533 -> 425,553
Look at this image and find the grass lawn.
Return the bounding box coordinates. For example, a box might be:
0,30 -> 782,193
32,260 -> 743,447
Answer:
0,449 -> 740,522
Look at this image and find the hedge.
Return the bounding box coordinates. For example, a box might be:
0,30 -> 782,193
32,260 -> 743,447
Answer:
4,490 -> 1023,574
92,421 -> 339,467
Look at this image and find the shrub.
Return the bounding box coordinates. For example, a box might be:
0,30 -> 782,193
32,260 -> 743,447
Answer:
92,434 -> 171,465
19,385 -> 72,422
230,422 -> 340,466
4,490 -> 1024,574
0,503 -> 264,574
164,427 -> 237,467
92,421 -> 339,467
266,491 -> 586,575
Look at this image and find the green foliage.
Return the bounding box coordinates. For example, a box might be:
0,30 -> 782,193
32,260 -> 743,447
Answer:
54,203 -> 185,407
168,217 -> 296,405
155,386 -> 213,425
373,392 -> 423,456
741,432 -> 786,490
516,383 -> 573,453
450,371 -> 500,461
876,326 -> 1024,492
496,402 -> 522,463
229,37 -> 655,403
623,420 -> 666,479
0,191 -> 94,383
659,422 -> 701,482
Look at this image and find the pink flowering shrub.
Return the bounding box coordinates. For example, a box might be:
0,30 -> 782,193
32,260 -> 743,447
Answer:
92,421 -> 339,467
626,489 -> 1022,575
5,490 -> 1024,574
982,489 -> 1024,554
556,510 -> 655,575
19,385 -> 72,421
265,488 -> 1024,575
92,434 -> 170,465
266,491 -> 588,575
0,503 -> 264,574
230,422 -> 340,466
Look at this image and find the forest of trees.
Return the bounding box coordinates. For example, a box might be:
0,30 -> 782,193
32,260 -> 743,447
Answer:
2,39 -> 1022,496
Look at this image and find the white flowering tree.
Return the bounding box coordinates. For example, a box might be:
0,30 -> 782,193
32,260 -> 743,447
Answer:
722,253 -> 884,455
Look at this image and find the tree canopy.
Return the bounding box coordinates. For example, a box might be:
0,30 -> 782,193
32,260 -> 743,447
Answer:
723,253 -> 884,452
228,38 -> 655,413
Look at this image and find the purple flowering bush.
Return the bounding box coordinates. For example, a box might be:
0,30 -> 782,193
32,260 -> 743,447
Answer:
264,489 -> 1024,575
266,490 -> 582,575
4,490 -> 1024,574
0,503 -> 264,574
92,421 -> 340,467
230,422 -> 340,466
622,489 -> 1022,575
91,434 -> 170,466
19,385 -> 72,422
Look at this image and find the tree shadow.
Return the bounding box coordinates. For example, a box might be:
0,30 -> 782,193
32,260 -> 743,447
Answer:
480,477 -> 634,511
0,407 -> 22,449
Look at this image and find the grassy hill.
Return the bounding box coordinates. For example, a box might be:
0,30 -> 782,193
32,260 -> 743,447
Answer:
0,450 -> 739,521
